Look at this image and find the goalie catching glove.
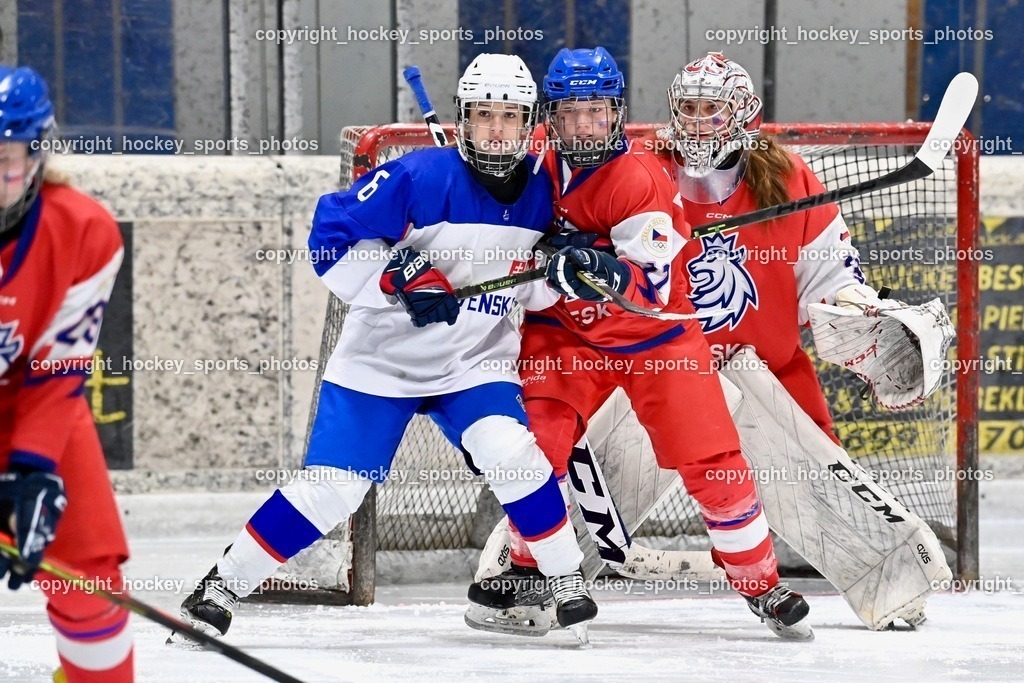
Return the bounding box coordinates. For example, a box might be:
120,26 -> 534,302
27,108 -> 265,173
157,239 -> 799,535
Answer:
808,284 -> 955,410
546,246 -> 631,302
380,247 -> 460,327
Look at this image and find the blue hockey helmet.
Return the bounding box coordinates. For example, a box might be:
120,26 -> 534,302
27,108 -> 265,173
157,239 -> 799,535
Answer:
542,47 -> 624,101
542,48 -> 626,168
0,66 -> 55,145
0,66 -> 55,235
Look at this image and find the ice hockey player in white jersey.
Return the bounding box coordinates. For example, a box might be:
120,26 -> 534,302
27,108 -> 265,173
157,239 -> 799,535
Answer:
175,54 -> 597,640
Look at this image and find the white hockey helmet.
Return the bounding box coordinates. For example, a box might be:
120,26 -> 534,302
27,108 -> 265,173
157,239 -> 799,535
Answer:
667,52 -> 763,184
455,54 -> 538,177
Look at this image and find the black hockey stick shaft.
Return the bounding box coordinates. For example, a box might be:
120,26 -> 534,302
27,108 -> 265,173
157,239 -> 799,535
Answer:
0,540 -> 305,683
691,158 -> 932,238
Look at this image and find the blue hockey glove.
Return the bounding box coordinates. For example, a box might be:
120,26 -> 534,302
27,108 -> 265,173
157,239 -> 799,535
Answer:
546,247 -> 632,303
0,467 -> 67,589
380,248 -> 460,327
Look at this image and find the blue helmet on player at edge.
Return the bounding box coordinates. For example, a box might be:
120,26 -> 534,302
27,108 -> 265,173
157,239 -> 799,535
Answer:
542,47 -> 627,168
0,66 -> 55,235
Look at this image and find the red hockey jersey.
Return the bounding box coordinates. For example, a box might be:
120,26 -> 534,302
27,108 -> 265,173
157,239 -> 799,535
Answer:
530,134 -> 700,352
0,183 -> 123,472
668,151 -> 864,431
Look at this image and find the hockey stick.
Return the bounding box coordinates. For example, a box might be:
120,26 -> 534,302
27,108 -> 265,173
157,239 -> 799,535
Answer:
0,539 -> 304,683
402,64 -> 716,320
403,66 -> 450,147
456,72 -> 979,295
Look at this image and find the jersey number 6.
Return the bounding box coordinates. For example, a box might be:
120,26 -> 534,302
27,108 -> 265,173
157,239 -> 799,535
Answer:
357,169 -> 391,201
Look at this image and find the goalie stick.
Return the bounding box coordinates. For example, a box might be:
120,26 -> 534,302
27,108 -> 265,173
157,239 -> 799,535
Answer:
455,72 -> 979,294
0,538 -> 304,683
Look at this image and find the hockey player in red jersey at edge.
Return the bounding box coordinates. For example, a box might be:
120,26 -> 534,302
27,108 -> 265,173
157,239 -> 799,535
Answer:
662,51 -> 871,438
0,67 -> 134,681
466,47 -> 813,640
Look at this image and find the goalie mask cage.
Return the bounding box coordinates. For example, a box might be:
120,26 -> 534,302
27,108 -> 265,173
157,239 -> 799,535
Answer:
290,122 -> 978,604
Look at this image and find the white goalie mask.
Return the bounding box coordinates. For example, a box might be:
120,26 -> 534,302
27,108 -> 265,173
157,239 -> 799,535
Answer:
454,54 -> 538,178
667,53 -> 763,202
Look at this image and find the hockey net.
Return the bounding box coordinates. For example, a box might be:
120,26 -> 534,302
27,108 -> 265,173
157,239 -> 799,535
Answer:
287,122 -> 979,601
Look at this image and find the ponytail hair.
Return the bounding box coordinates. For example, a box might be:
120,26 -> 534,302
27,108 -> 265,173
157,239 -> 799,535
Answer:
745,135 -> 794,210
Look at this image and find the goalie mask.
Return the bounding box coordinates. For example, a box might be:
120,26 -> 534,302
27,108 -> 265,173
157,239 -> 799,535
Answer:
667,53 -> 762,202
543,47 -> 626,169
454,54 -> 538,178
0,66 -> 54,237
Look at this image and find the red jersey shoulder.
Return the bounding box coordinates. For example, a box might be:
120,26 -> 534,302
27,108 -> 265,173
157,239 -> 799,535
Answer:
780,151 -> 839,244
38,183 -> 123,276
784,151 -> 828,198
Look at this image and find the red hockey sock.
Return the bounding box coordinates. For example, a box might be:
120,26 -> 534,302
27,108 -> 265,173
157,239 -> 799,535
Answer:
43,559 -> 134,682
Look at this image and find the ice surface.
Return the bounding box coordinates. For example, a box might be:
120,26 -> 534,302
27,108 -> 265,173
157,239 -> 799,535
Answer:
1,482 -> 1021,682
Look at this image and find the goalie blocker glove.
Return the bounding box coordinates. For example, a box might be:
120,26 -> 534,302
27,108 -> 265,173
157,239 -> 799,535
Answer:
546,246 -> 631,302
0,466 -> 67,589
380,247 -> 460,327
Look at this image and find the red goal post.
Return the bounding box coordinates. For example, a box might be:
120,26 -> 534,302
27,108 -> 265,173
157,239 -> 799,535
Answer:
310,122 -> 979,604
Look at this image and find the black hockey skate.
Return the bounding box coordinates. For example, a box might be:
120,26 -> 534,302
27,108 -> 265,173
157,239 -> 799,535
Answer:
171,565 -> 239,641
548,570 -> 597,646
468,563 -> 551,609
744,584 -> 813,641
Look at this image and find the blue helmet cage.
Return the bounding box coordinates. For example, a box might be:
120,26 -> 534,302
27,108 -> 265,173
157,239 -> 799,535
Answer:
542,47 -> 627,168
0,66 -> 56,235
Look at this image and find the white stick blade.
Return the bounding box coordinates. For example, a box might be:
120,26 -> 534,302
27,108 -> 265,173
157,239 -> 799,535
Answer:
917,72 -> 979,170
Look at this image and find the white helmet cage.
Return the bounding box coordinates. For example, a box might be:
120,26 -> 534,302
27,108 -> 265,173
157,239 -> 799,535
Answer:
454,54 -> 538,178
667,52 -> 763,177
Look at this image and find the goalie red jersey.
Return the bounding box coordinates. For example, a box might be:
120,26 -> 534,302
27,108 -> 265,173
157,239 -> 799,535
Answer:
668,151 -> 865,434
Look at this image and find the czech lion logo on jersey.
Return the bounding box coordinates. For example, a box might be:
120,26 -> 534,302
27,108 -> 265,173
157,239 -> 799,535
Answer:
686,232 -> 758,332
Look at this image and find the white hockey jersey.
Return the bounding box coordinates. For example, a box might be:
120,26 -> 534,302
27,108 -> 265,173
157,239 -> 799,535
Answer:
310,148 -> 557,397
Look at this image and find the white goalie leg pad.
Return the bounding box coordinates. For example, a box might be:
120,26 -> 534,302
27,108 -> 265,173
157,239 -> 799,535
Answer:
584,388 -> 683,534
719,347 -> 953,630
475,516 -> 512,582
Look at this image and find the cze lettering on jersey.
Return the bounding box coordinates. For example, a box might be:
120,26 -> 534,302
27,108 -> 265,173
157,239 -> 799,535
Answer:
567,303 -> 613,326
462,293 -> 514,318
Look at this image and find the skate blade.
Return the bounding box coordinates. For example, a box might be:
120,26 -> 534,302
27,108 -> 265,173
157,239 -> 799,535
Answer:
569,623 -> 592,648
766,618 -> 814,641
464,603 -> 553,637
165,629 -> 205,649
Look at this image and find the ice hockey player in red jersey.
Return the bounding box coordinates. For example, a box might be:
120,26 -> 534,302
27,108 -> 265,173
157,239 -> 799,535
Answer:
0,67 -> 133,681
661,51 -> 865,435
659,51 -> 955,627
466,47 -> 812,640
